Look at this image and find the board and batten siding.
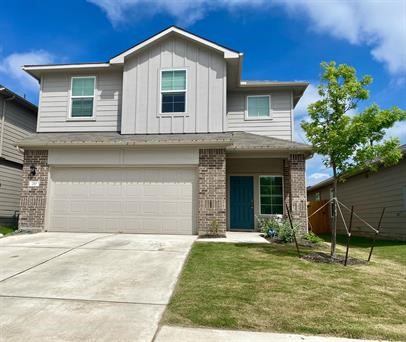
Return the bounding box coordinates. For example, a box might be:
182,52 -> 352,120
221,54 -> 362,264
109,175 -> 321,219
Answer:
0,100 -> 36,164
0,163 -> 22,223
121,36 -> 227,134
227,91 -> 293,140
37,70 -> 122,132
308,159 -> 406,241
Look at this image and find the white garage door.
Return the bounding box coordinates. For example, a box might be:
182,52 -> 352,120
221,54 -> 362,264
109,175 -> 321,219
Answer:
47,167 -> 196,234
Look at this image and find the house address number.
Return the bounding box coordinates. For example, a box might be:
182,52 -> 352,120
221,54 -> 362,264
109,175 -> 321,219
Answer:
29,180 -> 40,187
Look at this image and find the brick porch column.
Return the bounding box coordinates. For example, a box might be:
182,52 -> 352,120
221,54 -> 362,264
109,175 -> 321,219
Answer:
19,150 -> 49,232
198,148 -> 226,236
284,154 -> 307,234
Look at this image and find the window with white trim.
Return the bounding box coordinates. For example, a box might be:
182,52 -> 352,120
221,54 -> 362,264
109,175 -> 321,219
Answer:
70,76 -> 95,118
260,176 -> 283,214
247,95 -> 270,119
161,70 -> 186,113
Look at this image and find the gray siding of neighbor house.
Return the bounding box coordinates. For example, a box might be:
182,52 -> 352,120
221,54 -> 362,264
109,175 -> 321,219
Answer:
227,91 -> 293,140
0,162 -> 22,225
121,36 -> 227,134
0,100 -> 37,164
0,95 -> 36,225
308,158 -> 406,241
37,70 -> 122,132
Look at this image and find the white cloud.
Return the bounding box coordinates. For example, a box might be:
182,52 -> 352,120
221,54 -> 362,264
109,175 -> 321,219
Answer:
385,120 -> 406,145
306,154 -> 332,186
309,172 -> 330,181
279,0 -> 406,76
294,83 -> 319,118
0,50 -> 54,90
88,0 -> 406,76
88,0 -> 269,26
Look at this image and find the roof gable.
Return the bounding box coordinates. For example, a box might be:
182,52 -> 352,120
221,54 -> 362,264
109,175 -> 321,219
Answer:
109,26 -> 241,64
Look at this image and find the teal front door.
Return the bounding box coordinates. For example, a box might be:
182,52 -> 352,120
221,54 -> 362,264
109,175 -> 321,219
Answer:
230,176 -> 254,230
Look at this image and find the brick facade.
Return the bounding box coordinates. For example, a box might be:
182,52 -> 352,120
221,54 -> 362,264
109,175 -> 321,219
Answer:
198,148 -> 227,236
19,150 -> 49,232
284,154 -> 307,234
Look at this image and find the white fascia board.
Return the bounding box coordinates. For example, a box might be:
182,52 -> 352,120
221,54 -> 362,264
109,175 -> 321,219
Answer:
23,63 -> 112,81
110,26 -> 240,64
23,63 -> 111,72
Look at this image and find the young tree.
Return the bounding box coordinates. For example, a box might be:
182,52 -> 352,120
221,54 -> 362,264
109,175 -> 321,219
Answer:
302,62 -> 406,257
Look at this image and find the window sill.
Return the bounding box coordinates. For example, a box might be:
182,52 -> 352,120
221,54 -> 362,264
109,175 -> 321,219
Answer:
66,117 -> 96,122
244,116 -> 273,121
157,112 -> 189,118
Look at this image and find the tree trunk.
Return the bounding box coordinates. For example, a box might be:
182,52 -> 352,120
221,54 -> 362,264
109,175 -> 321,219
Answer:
331,167 -> 338,257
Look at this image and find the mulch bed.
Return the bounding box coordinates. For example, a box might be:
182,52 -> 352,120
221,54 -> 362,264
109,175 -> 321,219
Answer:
302,252 -> 367,265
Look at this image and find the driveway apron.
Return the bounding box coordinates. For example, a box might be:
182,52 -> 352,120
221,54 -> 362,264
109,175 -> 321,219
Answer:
0,232 -> 196,342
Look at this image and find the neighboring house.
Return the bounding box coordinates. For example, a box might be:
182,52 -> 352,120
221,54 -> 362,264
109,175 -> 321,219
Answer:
307,145 -> 406,241
0,85 -> 37,226
18,26 -> 312,236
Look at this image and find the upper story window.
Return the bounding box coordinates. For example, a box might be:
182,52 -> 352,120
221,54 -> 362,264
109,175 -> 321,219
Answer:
161,70 -> 186,113
70,76 -> 95,118
246,95 -> 271,120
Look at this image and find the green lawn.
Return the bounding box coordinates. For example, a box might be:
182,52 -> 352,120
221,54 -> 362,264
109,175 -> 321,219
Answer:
163,236 -> 406,341
0,226 -> 16,236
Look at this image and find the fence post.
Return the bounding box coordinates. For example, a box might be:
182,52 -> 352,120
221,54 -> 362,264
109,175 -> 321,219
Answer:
368,207 -> 386,262
285,203 -> 301,258
344,205 -> 354,266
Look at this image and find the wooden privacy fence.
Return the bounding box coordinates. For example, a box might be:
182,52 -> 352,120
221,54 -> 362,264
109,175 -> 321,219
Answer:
307,200 -> 331,234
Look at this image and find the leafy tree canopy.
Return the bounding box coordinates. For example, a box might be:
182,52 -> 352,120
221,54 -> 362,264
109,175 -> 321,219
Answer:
302,61 -> 406,179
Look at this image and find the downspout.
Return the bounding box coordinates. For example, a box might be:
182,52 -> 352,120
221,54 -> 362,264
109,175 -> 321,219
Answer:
0,91 -> 16,158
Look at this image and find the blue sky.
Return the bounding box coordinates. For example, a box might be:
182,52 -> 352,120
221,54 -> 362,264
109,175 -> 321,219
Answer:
1,0 -> 405,185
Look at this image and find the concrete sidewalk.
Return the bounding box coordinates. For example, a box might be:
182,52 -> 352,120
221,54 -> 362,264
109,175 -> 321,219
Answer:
154,326 -> 386,342
197,231 -> 269,244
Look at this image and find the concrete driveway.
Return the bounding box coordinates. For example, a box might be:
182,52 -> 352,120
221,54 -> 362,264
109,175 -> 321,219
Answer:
0,232 -> 196,342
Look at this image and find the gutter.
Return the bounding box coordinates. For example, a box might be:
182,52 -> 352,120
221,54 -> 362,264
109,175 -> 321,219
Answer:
17,139 -> 233,149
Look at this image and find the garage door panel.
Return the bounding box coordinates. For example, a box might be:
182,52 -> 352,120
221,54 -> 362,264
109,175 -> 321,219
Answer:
48,167 -> 196,234
53,200 -> 69,215
125,201 -> 141,214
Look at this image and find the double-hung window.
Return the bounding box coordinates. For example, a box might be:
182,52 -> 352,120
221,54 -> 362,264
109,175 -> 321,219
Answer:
161,70 -> 186,113
246,95 -> 271,119
70,76 -> 95,118
260,176 -> 283,215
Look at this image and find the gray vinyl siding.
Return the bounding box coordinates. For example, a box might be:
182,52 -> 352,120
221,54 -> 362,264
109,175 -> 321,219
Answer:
227,91 -> 292,140
0,100 -> 37,164
308,159 -> 406,241
121,36 -> 227,134
0,163 -> 22,222
37,70 -> 122,132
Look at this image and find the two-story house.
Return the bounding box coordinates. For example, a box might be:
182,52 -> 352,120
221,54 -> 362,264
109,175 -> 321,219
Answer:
0,85 -> 37,227
19,26 -> 311,236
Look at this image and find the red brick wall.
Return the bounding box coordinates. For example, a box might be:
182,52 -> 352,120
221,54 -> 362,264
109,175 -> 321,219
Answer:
198,148 -> 226,236
19,150 -> 49,231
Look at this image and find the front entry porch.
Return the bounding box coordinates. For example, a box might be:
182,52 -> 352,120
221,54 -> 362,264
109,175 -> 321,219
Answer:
226,154 -> 307,233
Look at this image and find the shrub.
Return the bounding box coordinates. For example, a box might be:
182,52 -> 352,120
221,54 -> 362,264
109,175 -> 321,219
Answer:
303,231 -> 323,244
208,219 -> 221,237
257,215 -> 297,243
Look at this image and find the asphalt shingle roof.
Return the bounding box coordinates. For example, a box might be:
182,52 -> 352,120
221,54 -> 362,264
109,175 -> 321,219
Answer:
17,131 -> 312,155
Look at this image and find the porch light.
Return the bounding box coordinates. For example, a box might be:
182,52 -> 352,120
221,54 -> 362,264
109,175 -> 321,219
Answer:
29,165 -> 37,177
